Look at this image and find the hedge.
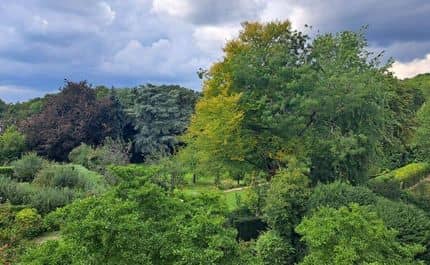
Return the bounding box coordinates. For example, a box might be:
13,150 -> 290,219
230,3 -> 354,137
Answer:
392,162 -> 430,188
0,166 -> 14,177
369,162 -> 430,189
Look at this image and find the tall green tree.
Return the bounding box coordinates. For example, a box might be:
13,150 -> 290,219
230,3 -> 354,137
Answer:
183,21 -> 399,183
132,84 -> 200,160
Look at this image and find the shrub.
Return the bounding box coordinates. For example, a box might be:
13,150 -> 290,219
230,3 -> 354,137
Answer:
15,208 -> 43,238
0,166 -> 14,177
0,126 -> 26,164
392,162 -> 430,188
255,230 -> 295,265
68,143 -> 93,168
0,178 -> 34,205
368,175 -> 403,200
11,153 -> 46,182
30,187 -> 78,214
308,181 -> 378,211
0,177 -> 79,214
34,164 -> 106,193
68,138 -> 130,176
20,240 -> 79,265
373,198 -> 430,262
296,203 -> 425,264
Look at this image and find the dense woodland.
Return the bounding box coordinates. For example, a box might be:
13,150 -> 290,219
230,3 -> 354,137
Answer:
1,21 -> 430,264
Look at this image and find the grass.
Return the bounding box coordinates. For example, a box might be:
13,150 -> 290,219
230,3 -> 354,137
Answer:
181,173 -> 247,211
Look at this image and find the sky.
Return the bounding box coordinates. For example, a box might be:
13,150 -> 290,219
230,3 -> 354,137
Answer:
0,0 -> 430,102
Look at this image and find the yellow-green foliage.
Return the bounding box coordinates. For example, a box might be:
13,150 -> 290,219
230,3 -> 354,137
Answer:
15,208 -> 43,238
392,162 -> 430,188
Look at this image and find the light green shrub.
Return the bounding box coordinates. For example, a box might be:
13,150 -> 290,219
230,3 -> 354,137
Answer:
0,126 -> 26,164
11,153 -> 46,182
34,164 -> 106,193
0,177 -> 79,214
15,208 -> 43,238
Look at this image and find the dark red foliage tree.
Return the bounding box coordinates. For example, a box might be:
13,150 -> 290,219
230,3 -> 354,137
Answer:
22,81 -> 125,160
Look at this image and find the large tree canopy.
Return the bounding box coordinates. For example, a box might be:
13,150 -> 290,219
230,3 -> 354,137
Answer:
182,21 -> 411,183
22,81 -> 125,160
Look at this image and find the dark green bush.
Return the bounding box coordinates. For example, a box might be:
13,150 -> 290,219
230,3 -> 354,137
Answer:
368,175 -> 403,200
308,181 -> 378,211
0,166 -> 14,177
11,153 -> 46,182
372,198 -> 430,262
255,230 -> 295,265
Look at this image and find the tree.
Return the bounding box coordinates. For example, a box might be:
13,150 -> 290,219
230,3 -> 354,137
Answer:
296,204 -> 424,265
254,230 -> 295,265
22,81 -> 125,160
415,102 -> 430,161
0,126 -> 26,164
132,84 -> 200,160
183,21 -> 398,183
262,158 -> 310,262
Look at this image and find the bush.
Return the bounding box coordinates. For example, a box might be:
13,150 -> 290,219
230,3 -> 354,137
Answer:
368,175 -> 403,200
68,139 -> 130,176
20,240 -> 79,265
0,177 -> 79,214
308,181 -> 378,211
0,126 -> 26,165
392,162 -> 430,188
15,208 -> 43,238
34,164 -> 106,193
30,187 -> 78,214
255,230 -> 295,265
373,198 -> 430,262
68,143 -> 93,168
0,177 -> 34,205
0,166 -> 14,177
11,153 -> 46,182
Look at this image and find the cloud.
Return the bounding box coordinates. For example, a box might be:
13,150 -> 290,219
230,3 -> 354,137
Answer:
391,54 -> 430,79
151,0 -> 263,25
193,25 -> 239,54
0,0 -> 429,102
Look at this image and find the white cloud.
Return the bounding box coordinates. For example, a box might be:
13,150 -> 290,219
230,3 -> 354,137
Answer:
102,38 -> 176,76
151,0 -> 192,17
391,54 -> 430,79
259,0 -> 309,29
193,25 -> 239,54
98,1 -> 116,25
